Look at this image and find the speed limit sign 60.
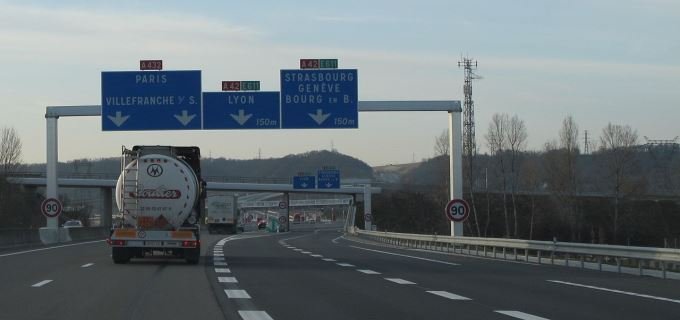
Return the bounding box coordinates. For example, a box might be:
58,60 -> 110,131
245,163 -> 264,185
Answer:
445,199 -> 469,222
41,198 -> 63,218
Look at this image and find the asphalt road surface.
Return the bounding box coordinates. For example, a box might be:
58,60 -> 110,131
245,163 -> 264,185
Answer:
1,226 -> 678,320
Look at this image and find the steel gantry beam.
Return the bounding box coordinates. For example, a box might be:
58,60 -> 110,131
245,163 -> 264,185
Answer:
43,100 -> 463,236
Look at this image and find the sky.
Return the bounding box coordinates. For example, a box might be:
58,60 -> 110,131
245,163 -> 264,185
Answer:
0,0 -> 678,166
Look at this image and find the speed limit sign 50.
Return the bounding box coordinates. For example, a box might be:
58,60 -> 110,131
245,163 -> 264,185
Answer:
41,198 -> 63,218
445,199 -> 469,222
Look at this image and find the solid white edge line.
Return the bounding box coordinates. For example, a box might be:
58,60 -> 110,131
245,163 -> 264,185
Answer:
495,310 -> 550,320
238,310 -> 274,320
349,245 -> 459,266
31,280 -> 53,287
547,280 -> 680,304
384,278 -> 416,285
81,263 -> 94,268
218,276 -> 238,283
427,290 -> 471,300
224,289 -> 251,299
0,240 -> 105,258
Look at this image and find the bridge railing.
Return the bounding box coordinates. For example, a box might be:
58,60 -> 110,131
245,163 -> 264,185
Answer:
350,229 -> 680,279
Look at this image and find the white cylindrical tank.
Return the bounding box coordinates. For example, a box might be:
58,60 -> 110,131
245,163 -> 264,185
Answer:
115,154 -> 199,229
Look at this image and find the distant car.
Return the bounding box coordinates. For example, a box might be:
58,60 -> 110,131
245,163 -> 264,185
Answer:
257,221 -> 266,230
62,220 -> 83,228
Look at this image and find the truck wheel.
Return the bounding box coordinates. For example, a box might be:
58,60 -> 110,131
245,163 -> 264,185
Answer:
112,247 -> 130,264
185,248 -> 200,264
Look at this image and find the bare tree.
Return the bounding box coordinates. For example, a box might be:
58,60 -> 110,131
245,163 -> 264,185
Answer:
599,123 -> 638,243
0,127 -> 22,174
486,113 -> 510,237
506,115 -> 527,237
434,129 -> 449,157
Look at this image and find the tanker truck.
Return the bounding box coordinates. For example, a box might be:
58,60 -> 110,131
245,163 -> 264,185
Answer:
108,146 -> 206,264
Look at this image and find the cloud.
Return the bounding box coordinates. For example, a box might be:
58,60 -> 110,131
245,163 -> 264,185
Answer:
0,2 -> 262,61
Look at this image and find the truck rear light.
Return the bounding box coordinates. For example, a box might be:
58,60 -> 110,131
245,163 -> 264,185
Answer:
109,239 -> 126,246
182,240 -> 199,248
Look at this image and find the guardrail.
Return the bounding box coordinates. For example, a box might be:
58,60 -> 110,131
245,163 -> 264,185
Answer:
350,229 -> 680,279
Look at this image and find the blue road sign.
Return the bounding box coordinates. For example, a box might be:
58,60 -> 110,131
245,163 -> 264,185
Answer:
293,176 -> 316,189
102,70 -> 201,131
317,169 -> 340,189
203,92 -> 280,129
280,69 -> 358,129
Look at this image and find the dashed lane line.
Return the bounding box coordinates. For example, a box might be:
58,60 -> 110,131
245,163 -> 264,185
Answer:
81,263 -> 94,268
31,280 -> 53,287
385,278 -> 416,285
214,261 -> 228,266
547,280 -> 680,304
225,289 -> 252,299
337,263 -> 355,267
310,254 -> 323,258
218,276 -> 238,283
427,290 -> 471,300
215,268 -> 231,273
323,258 -> 337,262
495,310 -> 550,320
357,269 -> 381,275
238,310 -> 274,320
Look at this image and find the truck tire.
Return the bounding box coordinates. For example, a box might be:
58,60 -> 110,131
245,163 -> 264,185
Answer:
112,247 -> 131,264
185,248 -> 200,264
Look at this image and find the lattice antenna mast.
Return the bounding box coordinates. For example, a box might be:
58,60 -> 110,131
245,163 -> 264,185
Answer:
458,57 -> 481,158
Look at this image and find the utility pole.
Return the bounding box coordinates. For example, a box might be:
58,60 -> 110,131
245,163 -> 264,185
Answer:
584,130 -> 590,154
458,56 -> 482,236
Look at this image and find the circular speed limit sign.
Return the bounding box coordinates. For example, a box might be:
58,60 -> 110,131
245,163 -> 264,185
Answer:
41,198 -> 63,218
445,199 -> 470,222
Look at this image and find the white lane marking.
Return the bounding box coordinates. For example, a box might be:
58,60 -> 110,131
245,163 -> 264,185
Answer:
357,269 -> 381,275
385,278 -> 416,285
238,310 -> 274,320
32,280 -> 53,287
218,276 -> 238,283
293,249 -> 303,251
427,291 -> 471,300
225,289 -> 251,299
300,251 -> 312,254
214,261 -> 228,266
323,258 -> 336,262
350,245 -> 460,266
547,280 -> 680,304
337,263 -> 355,267
287,247 -> 297,249
215,268 -> 231,273
214,257 -> 226,261
311,254 -> 323,258
81,263 -> 94,268
495,310 -> 549,320
0,240 -> 105,258
331,235 -> 343,244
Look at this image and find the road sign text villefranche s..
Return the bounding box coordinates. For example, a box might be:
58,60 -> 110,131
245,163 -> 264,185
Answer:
101,70 -> 202,131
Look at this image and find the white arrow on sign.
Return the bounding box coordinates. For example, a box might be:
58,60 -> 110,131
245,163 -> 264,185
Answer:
325,182 -> 333,188
301,182 -> 308,188
230,109 -> 253,126
107,111 -> 130,127
308,109 -> 331,125
174,110 -> 196,126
